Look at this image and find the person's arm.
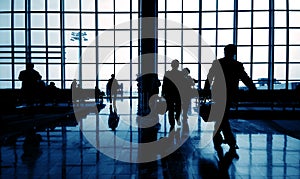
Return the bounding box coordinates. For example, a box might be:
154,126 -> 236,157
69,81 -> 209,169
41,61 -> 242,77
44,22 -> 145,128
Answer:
239,63 -> 257,91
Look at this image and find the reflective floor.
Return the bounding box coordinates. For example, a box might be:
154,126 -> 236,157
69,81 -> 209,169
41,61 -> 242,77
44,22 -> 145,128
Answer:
0,99 -> 299,178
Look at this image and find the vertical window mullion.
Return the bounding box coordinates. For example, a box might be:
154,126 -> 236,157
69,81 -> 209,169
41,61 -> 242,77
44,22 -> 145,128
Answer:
285,0 -> 289,89
215,0 -> 218,60
11,0 -> 15,89
250,0 -> 254,79
45,0 -> 49,84
268,0 -> 274,90
61,0 -> 66,89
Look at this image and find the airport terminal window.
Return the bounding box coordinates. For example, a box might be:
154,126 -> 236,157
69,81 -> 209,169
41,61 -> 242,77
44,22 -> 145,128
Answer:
0,0 -> 300,92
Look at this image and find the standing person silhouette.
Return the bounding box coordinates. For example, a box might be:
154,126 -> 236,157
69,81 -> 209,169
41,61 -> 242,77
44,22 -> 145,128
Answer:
18,62 -> 42,106
106,74 -> 119,106
204,44 -> 257,158
162,59 -> 184,131
181,67 -> 196,121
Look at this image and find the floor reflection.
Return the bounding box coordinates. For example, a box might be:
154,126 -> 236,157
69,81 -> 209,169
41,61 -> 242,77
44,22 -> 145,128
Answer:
0,99 -> 299,178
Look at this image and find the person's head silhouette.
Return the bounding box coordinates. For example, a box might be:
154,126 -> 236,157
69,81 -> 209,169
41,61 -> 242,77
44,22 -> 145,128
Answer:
26,63 -> 34,70
111,74 -> 115,79
224,44 -> 237,59
171,59 -> 180,69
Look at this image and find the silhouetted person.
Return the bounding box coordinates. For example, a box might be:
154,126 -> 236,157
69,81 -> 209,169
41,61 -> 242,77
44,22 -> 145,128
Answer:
108,104 -> 119,131
181,67 -> 196,121
106,74 -> 119,106
18,62 -> 42,106
204,44 -> 257,157
46,82 -> 59,105
162,59 -> 184,130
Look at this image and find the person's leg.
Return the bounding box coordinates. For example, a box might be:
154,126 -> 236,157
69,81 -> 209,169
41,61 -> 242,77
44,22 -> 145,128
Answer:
174,98 -> 181,126
167,99 -> 175,129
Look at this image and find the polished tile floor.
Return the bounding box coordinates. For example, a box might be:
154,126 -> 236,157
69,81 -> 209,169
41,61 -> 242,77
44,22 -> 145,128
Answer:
0,99 -> 299,178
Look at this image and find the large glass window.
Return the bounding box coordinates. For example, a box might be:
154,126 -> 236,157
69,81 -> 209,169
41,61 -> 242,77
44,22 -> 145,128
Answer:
0,0 -> 299,92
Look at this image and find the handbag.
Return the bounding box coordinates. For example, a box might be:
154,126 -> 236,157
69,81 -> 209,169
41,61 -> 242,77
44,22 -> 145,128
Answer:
199,98 -> 214,122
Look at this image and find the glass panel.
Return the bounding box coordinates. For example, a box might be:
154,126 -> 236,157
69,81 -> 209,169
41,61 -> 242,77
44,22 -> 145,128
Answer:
98,30 -> 114,46
65,14 -> 80,29
14,0 -> 25,11
183,30 -> 199,46
252,64 -> 268,82
166,47 -> 181,61
82,47 -> 96,63
158,29 -> 165,46
81,0 -> 95,11
48,13 -> 60,28
274,11 -> 286,27
218,0 -> 234,11
289,29 -> 300,45
82,14 -> 95,29
132,47 -> 138,63
237,29 -> 251,45
202,0 -> 216,11
0,14 -> 11,28
82,64 -> 96,80
31,0 -> 45,11
34,64 -> 46,80
289,0 -> 300,10
14,30 -> 25,45
99,64 -> 114,80
238,12 -> 251,28
183,0 -> 199,11
115,64 -> 130,80
14,13 -> 25,28
158,0 -> 165,11
132,0 -> 138,12
99,47 -> 114,63
253,29 -> 269,45
274,0 -> 286,10
290,12 -> 300,27
31,30 -> 46,45
98,0 -> 114,12
237,46 -> 251,63
49,65 -> 61,79
253,46 -> 268,63
115,47 -> 130,63
82,31 -> 95,46
182,47 -> 198,63
48,30 -> 61,46
238,0 -> 251,10
202,13 -> 216,28
218,12 -> 234,28
166,30 -> 181,46
0,0 -> 11,11
183,13 -> 199,28
217,30 -> 233,46
48,0 -> 60,11
0,30 -> 11,45
65,47 -> 79,63
98,14 -> 114,29
253,12 -> 269,27
289,64 -> 300,80
274,64 -> 286,81
253,0 -> 269,10
166,0 -> 182,11
201,30 -> 216,46
65,64 -> 79,80
0,65 -> 12,79
31,13 -> 45,28
115,0 -> 130,11
289,46 -> 300,63
166,13 -> 182,28
115,14 -> 130,29
274,46 -> 286,62
65,0 -> 79,11
0,81 -> 12,89
274,29 -> 286,45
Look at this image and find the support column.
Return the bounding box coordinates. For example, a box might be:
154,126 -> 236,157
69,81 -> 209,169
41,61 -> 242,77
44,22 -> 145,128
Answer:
137,0 -> 160,116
